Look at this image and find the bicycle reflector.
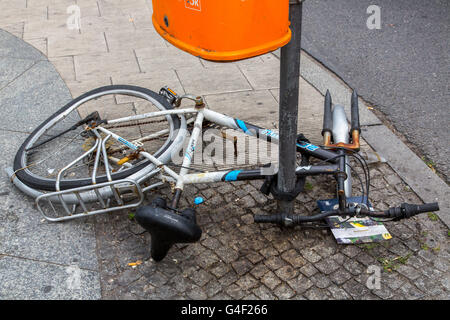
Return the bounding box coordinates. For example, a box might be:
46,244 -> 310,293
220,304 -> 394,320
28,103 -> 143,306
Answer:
151,0 -> 291,61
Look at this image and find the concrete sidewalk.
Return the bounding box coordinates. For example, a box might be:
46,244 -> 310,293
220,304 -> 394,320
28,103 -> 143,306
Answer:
0,0 -> 448,300
0,29 -> 100,299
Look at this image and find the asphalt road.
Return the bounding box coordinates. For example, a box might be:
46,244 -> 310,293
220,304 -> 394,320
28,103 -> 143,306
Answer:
301,0 -> 449,182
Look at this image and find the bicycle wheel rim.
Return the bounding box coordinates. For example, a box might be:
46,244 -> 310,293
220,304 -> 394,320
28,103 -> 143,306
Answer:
13,85 -> 181,191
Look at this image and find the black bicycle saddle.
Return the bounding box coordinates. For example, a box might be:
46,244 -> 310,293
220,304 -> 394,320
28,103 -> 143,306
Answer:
135,197 -> 202,261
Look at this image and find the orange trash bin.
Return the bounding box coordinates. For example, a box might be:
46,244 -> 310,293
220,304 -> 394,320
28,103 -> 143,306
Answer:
151,0 -> 291,61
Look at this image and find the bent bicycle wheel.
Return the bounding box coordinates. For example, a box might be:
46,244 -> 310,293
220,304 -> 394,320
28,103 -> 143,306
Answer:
13,85 -> 181,191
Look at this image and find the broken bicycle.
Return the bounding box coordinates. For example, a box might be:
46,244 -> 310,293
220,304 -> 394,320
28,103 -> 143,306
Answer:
8,85 -> 439,261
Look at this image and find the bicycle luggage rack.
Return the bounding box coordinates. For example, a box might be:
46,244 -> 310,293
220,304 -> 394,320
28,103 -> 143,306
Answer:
9,130 -> 148,222
35,179 -> 144,222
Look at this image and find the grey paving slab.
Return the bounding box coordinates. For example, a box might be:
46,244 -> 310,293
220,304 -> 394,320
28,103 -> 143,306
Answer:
135,46 -> 203,73
97,0 -> 151,17
73,50 -> 140,82
25,37 -> 48,56
238,55 -> 280,90
111,70 -> 185,103
104,28 -> 167,52
175,64 -> 252,96
65,78 -> 113,99
0,255 -> 101,300
47,0 -> 99,19
0,57 -> 36,90
0,60 -> 71,133
49,56 -> 76,81
0,30 -> 44,61
0,129 -> 98,271
79,15 -> 136,36
201,55 -> 266,69
23,19 -> 67,40
0,22 -> 24,39
0,29 -> 101,299
129,11 -> 156,30
204,90 -> 279,128
47,31 -> 108,58
0,3 -> 46,24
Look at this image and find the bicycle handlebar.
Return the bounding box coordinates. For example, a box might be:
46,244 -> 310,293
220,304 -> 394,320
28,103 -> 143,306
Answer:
254,211 -> 335,225
254,202 -> 439,226
385,202 -> 440,219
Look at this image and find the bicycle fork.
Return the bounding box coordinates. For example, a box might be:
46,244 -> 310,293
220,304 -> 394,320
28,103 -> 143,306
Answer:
323,89 -> 362,210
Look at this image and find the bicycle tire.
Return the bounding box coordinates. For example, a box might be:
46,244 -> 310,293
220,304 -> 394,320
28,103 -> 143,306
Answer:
13,85 -> 181,191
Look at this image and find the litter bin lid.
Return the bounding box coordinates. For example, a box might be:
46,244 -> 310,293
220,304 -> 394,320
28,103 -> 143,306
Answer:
152,0 -> 291,61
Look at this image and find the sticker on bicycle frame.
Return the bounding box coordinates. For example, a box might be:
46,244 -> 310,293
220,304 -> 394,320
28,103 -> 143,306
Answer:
297,142 -> 320,152
118,137 -> 138,151
185,139 -> 196,160
224,170 -> 241,181
185,0 -> 201,12
236,119 -> 250,134
261,129 -> 279,140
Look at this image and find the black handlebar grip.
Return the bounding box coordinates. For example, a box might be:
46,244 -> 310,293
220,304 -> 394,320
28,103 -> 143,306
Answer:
254,215 -> 281,224
402,202 -> 440,215
418,202 -> 440,213
350,89 -> 361,133
322,90 -> 333,136
385,202 -> 439,219
254,215 -> 271,223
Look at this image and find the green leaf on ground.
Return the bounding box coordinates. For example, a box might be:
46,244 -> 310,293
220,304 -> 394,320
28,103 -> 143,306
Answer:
304,181 -> 313,191
427,212 -> 439,221
377,253 -> 412,272
421,156 -> 436,173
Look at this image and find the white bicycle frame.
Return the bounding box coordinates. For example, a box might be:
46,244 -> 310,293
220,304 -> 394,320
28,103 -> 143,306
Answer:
99,107 -> 273,189
7,96 -> 352,221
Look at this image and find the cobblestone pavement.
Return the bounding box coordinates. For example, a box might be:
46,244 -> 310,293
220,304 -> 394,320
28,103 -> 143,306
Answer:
94,161 -> 449,300
1,0 -> 448,300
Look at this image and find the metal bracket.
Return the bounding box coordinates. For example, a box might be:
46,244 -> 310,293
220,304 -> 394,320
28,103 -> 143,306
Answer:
173,94 -> 205,109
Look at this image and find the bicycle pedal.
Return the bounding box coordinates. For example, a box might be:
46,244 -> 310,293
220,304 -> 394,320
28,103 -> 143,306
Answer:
159,86 -> 179,106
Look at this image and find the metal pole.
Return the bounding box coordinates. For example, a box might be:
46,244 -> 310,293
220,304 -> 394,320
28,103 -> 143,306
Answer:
278,1 -> 303,214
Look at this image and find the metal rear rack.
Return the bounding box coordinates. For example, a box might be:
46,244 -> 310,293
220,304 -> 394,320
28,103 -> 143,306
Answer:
35,178 -> 144,222
10,128 -> 150,222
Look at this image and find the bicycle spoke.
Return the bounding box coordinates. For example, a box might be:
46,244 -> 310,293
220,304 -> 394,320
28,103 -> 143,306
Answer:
16,87 -> 177,189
